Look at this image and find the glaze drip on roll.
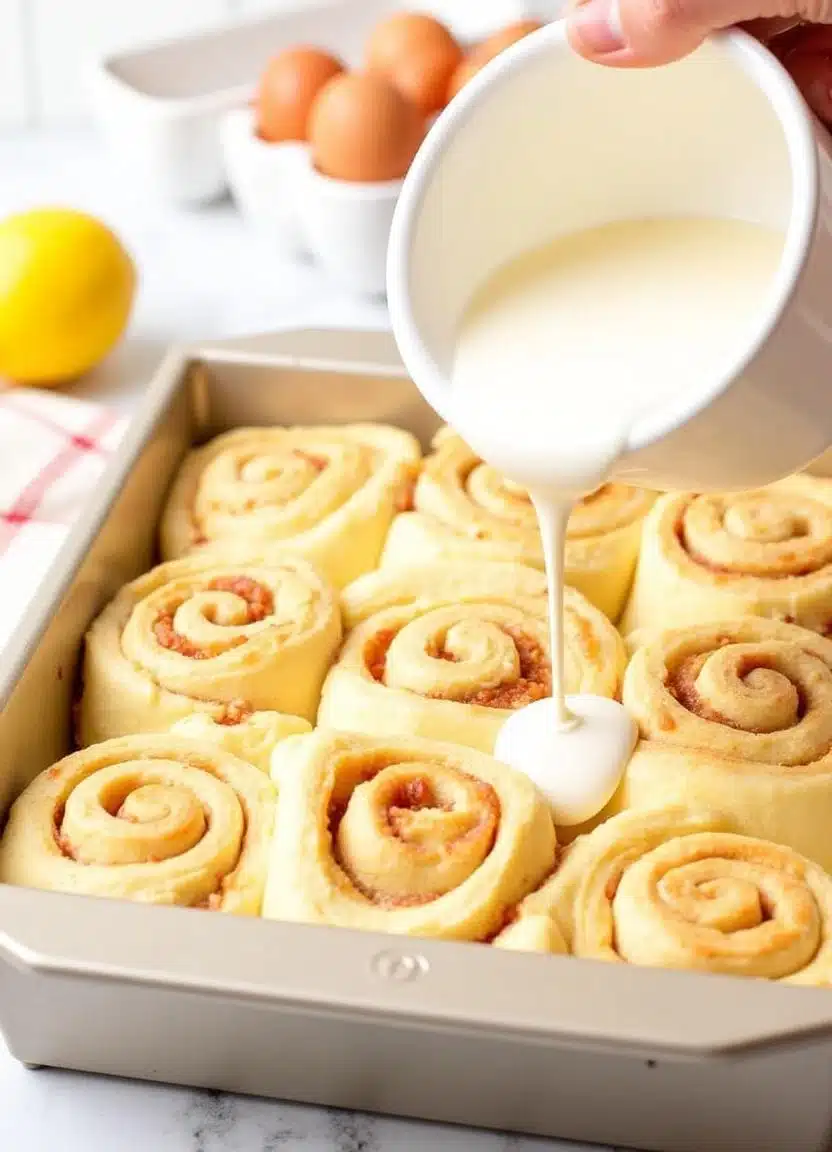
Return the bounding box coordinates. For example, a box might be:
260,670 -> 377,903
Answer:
318,561 -> 625,753
381,428 -> 654,620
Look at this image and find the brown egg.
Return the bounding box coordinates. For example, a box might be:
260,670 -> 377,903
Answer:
366,12 -> 462,115
256,47 -> 345,142
309,72 -> 425,183
447,20 -> 544,103
478,19 -> 543,62
447,56 -> 481,102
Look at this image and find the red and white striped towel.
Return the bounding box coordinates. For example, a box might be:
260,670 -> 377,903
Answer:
0,387 -> 126,647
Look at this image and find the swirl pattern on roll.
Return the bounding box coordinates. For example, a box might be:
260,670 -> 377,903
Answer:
263,730 -> 557,940
622,475 -> 832,636
381,428 -> 654,620
78,555 -> 341,746
159,424 -> 421,587
617,617 -> 832,869
0,735 -> 276,912
496,807 -> 832,984
317,561 -> 626,753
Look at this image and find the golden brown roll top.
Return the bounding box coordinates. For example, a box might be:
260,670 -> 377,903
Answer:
622,475 -> 832,635
0,735 -> 276,913
495,806 -> 832,984
317,561 -> 626,753
78,554 -> 341,746
381,428 -> 654,620
263,730 -> 557,940
159,423 -> 421,587
617,617 -> 832,870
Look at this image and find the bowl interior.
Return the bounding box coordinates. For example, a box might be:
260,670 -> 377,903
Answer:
394,26 -> 796,413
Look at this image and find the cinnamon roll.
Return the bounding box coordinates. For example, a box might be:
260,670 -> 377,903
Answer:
0,735 -> 276,913
317,561 -> 625,753
159,424 -> 421,588
263,729 -> 557,940
381,428 -> 654,620
78,554 -> 341,745
170,711 -> 311,775
622,475 -> 832,635
495,806 -> 832,985
616,617 -> 832,870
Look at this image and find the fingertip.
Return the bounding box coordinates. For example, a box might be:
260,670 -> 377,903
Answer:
567,0 -> 628,57
567,0 -> 697,67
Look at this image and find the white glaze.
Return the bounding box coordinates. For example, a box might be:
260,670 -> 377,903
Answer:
453,217 -> 783,490
494,695 -> 637,825
453,216 -> 783,823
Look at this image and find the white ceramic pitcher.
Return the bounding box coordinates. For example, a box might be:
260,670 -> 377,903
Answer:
387,22 -> 832,491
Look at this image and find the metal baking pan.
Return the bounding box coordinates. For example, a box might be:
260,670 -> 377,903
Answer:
2,328 -> 832,1152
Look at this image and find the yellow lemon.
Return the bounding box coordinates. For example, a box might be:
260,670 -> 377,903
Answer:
0,208 -> 136,386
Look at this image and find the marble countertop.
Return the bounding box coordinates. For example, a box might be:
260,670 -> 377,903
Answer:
0,130 -> 613,1152
0,1051 -> 587,1152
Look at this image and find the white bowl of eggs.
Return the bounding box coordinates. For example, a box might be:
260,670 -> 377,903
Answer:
220,11 -> 547,298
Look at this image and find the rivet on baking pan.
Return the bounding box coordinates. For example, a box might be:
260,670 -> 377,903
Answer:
372,950 -> 430,982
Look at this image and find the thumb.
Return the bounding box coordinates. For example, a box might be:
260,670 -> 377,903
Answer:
568,0 -> 832,66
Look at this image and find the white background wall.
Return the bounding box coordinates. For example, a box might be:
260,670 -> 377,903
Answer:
0,0 -> 295,127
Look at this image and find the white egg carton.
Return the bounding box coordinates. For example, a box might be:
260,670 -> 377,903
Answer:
220,110 -> 404,295
88,0 -> 563,296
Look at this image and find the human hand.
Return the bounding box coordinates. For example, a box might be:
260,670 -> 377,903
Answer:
568,0 -> 832,125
